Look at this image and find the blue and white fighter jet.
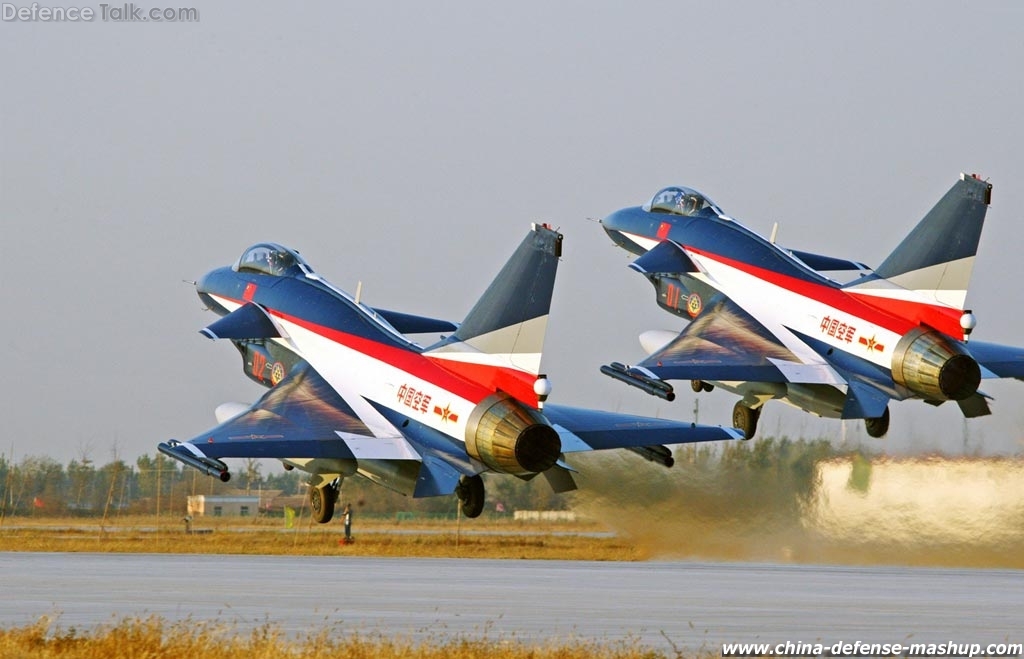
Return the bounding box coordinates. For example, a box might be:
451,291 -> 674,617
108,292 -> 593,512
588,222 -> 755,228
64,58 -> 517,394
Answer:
159,224 -> 741,521
600,174 -> 1024,439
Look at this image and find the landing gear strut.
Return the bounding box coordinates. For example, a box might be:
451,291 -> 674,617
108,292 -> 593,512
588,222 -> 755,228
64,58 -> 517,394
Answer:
864,406 -> 890,438
456,474 -> 485,519
732,401 -> 760,440
310,480 -> 339,524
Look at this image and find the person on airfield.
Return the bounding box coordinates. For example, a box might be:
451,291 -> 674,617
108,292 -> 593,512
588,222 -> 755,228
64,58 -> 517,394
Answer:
343,503 -> 353,542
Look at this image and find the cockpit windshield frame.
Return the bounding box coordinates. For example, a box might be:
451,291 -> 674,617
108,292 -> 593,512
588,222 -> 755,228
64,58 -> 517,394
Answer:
643,186 -> 722,217
234,243 -> 312,277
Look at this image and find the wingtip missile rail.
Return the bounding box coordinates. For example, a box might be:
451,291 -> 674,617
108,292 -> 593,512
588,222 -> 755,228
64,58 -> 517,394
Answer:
158,440 -> 232,482
599,362 -> 676,401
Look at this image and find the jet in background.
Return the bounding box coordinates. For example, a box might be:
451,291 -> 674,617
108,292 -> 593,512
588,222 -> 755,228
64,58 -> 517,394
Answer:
159,224 -> 741,521
599,173 -> 1024,439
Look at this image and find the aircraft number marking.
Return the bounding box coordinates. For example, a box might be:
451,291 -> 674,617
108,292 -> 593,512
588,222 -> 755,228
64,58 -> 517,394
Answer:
665,283 -> 701,318
251,350 -> 267,381
820,315 -> 856,344
665,282 -> 681,310
397,384 -> 431,414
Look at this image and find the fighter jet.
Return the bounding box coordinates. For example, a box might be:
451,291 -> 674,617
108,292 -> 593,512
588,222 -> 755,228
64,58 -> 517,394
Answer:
599,173 -> 1024,439
158,224 -> 741,521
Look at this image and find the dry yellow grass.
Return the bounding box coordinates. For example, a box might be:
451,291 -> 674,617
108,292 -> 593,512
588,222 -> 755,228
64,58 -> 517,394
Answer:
0,615 -> 699,659
0,515 -> 642,561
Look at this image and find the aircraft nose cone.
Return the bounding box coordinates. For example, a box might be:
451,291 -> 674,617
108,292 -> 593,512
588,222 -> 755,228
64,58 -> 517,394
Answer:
196,269 -> 227,314
601,208 -> 649,255
196,270 -> 214,295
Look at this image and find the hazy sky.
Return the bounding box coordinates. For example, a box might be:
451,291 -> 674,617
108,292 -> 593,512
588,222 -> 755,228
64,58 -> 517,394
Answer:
3,1 -> 1024,466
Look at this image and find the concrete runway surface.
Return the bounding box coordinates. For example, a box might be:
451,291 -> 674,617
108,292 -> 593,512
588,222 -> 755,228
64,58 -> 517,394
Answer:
1,553 -> 1021,652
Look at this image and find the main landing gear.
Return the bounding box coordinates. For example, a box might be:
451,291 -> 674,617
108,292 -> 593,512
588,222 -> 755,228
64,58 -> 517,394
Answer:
732,401 -> 760,440
310,480 -> 340,524
456,474 -> 485,519
864,406 -> 890,438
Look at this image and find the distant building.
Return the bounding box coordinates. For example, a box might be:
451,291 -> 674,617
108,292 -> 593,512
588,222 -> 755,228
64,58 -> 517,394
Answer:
186,495 -> 260,518
513,510 -> 577,522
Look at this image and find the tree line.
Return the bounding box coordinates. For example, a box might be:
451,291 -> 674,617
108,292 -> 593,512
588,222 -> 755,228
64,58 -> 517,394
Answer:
0,437 -> 848,519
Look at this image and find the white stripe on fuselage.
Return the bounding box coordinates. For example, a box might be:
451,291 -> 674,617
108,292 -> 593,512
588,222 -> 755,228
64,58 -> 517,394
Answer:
425,347 -> 543,375
847,286 -> 968,310
212,295 -> 476,445
683,251 -> 901,374
620,231 -> 661,252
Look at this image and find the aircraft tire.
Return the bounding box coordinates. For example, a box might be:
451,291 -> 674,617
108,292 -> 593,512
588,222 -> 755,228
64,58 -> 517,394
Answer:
456,474 -> 485,519
310,483 -> 337,524
732,402 -> 759,440
864,407 -> 890,438
691,380 -> 704,393
702,382 -> 715,392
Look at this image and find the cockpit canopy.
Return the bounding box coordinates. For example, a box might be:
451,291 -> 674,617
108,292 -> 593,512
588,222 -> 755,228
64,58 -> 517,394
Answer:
234,243 -> 311,277
643,186 -> 721,217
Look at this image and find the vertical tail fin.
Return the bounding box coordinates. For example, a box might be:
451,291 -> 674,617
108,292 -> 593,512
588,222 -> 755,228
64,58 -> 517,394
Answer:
844,173 -> 991,335
425,223 -> 562,406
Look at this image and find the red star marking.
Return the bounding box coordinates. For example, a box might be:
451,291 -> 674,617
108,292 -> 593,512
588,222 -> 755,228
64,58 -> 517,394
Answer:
433,404 -> 459,423
858,335 -> 884,352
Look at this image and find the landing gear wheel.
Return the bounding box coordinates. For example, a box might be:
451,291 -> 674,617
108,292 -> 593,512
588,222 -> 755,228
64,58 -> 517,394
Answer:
732,402 -> 760,440
864,407 -> 890,438
691,380 -> 704,393
702,382 -> 715,392
456,474 -> 485,519
310,482 -> 338,524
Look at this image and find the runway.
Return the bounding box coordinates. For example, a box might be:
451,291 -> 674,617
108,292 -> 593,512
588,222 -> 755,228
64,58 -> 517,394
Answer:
2,553 -> 1022,652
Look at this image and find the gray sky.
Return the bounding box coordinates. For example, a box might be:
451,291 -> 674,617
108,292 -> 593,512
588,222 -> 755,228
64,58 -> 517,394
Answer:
3,1 -> 1024,466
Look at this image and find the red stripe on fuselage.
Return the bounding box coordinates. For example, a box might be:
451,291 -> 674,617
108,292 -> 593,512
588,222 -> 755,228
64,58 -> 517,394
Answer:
421,356 -> 539,408
685,246 -> 963,337
845,292 -> 964,339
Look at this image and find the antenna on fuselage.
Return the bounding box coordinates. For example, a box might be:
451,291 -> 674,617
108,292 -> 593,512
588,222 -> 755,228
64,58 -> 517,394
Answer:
354,281 -> 363,305
769,222 -> 779,244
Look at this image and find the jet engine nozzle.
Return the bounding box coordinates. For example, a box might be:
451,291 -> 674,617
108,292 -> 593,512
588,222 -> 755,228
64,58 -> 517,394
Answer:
464,393 -> 560,475
891,327 -> 980,401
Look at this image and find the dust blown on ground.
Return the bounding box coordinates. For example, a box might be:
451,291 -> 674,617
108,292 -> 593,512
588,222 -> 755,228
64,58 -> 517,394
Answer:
570,439 -> 1024,569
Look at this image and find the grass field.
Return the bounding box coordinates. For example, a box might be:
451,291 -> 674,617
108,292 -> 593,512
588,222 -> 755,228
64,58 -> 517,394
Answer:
0,514 -> 643,561
0,615 -> 705,659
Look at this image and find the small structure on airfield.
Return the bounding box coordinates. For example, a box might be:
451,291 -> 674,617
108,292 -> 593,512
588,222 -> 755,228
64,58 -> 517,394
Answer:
186,494 -> 260,518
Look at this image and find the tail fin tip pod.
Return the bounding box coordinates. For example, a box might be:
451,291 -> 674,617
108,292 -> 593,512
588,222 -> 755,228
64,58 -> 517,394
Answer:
426,223 -> 562,406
